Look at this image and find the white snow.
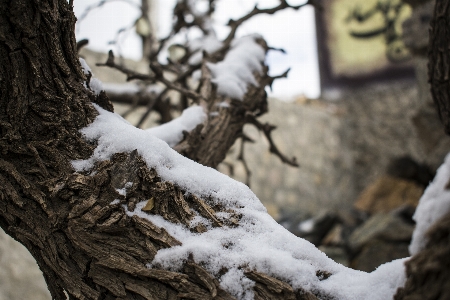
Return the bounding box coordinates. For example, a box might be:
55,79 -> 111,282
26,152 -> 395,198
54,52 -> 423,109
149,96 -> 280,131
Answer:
409,153 -> 450,255
110,199 -> 121,205
102,83 -> 164,96
102,83 -> 140,94
79,58 -> 104,95
217,101 -> 230,108
115,182 -> 133,196
72,105 -> 408,300
298,218 -> 314,233
89,78 -> 104,95
206,35 -> 266,100
145,106 -> 206,147
79,57 -> 91,75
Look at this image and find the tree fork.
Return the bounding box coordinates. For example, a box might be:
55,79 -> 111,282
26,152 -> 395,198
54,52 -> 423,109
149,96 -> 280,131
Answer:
0,1 -> 315,299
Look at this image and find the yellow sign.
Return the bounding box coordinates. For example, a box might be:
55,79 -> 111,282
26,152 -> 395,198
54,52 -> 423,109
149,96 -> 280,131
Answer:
326,0 -> 412,77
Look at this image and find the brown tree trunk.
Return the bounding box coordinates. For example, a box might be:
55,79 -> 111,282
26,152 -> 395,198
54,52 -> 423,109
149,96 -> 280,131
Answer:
428,0 -> 450,134
0,1 -> 229,299
395,0 -> 450,298
394,212 -> 450,300
0,1 -> 312,299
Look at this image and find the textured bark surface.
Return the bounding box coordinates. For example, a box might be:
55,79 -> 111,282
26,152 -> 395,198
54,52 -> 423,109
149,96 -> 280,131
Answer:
428,0 -> 450,134
394,212 -> 450,300
0,1 -> 317,299
173,61 -> 270,168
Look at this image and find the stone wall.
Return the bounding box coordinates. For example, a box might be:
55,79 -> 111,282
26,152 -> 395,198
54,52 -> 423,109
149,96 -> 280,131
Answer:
219,98 -> 355,218
343,79 -> 449,193
220,78 -> 450,219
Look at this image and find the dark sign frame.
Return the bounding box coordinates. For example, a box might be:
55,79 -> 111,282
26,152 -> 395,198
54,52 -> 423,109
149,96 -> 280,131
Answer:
314,0 -> 415,91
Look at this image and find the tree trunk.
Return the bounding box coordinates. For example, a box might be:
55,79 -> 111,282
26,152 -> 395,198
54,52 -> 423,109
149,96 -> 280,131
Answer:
0,1 -> 313,299
394,0 -> 450,298
428,0 -> 450,134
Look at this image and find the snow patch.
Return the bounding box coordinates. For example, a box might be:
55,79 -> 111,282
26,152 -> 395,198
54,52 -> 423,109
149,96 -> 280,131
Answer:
79,58 -> 104,95
146,106 -> 207,147
79,57 -> 91,75
116,182 -> 133,196
409,152 -> 450,255
110,199 -> 121,205
206,35 -> 266,100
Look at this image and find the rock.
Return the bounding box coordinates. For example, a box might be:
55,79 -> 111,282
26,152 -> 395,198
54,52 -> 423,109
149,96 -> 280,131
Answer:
335,209 -> 364,228
349,213 -> 414,251
297,211 -> 338,246
351,240 -> 410,272
321,224 -> 344,247
354,175 -> 424,214
386,156 -> 434,187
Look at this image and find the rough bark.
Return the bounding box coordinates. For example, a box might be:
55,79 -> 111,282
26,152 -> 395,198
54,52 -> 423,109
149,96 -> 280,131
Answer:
394,212 -> 450,299
0,1 -> 314,299
173,61 -> 270,168
428,0 -> 450,134
394,0 -> 450,298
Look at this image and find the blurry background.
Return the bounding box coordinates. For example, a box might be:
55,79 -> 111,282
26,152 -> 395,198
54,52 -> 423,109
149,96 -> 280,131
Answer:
1,0 -> 449,299
73,0 -> 320,99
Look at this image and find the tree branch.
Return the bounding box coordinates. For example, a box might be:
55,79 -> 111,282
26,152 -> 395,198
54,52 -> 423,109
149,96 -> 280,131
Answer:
247,116 -> 299,167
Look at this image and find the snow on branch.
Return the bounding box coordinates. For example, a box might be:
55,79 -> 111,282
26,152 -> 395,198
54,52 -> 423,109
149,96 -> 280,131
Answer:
72,104 -> 408,300
146,106 -> 206,147
409,153 -> 450,255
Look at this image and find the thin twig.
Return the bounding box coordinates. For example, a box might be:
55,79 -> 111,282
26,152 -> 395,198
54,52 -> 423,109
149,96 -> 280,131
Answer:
76,39 -> 89,52
97,50 -> 155,82
135,89 -> 168,128
222,0 -> 315,46
237,134 -> 254,186
247,115 -> 299,167
149,62 -> 202,101
268,68 -> 291,91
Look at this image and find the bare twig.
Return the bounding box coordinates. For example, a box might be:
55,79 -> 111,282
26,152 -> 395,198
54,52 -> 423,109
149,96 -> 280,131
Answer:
135,90 -> 168,128
76,39 -> 89,52
268,46 -> 287,54
222,0 -> 315,46
97,50 -> 155,82
237,134 -> 254,186
97,51 -> 202,102
247,115 -> 299,167
268,68 -> 290,91
149,62 -> 202,101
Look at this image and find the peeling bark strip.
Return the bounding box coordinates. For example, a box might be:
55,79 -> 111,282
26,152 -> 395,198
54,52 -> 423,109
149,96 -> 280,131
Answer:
429,0 -> 450,134
0,1 -> 310,299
